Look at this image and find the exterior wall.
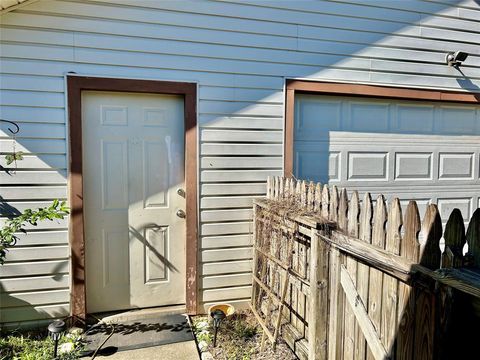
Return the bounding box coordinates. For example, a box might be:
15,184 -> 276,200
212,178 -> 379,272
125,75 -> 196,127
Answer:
1,0 -> 479,325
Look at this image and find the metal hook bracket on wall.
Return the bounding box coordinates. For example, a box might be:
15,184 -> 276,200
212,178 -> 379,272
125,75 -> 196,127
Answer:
0,119 -> 20,134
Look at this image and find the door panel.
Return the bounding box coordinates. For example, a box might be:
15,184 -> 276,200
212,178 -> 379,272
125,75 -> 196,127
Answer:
83,91 -> 185,313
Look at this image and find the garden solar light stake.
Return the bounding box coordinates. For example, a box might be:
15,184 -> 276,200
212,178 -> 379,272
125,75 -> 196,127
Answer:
211,309 -> 226,347
48,320 -> 66,359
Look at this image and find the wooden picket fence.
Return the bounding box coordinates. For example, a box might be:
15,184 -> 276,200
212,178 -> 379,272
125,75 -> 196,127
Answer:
251,176 -> 480,360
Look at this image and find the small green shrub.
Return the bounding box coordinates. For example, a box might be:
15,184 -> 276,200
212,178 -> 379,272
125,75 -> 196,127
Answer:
233,318 -> 257,340
0,200 -> 69,264
192,311 -> 260,360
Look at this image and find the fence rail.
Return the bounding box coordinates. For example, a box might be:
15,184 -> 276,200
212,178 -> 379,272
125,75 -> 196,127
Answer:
252,176 -> 480,360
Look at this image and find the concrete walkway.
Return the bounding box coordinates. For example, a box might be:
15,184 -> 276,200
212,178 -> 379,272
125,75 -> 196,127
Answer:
81,307 -> 199,360
83,340 -> 199,359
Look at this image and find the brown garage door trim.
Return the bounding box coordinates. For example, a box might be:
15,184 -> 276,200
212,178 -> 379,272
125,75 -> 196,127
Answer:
67,75 -> 198,321
285,80 -> 480,177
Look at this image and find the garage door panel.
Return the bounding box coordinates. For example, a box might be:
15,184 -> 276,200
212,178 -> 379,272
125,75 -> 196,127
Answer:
294,95 -> 480,218
295,96 -> 341,141
437,198 -> 472,222
349,102 -> 390,132
438,152 -> 474,180
294,143 -> 339,182
347,152 -> 388,181
394,152 -> 432,180
437,106 -> 478,135
394,104 -> 434,133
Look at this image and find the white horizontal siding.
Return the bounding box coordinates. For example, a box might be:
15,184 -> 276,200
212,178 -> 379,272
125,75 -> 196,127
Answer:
202,285 -> 252,302
0,139 -> 66,154
0,74 -> 65,92
0,105 -> 65,122
201,144 -> 283,156
200,129 -> 282,142
0,260 -> 69,278
201,222 -> 252,236
201,248 -> 252,262
201,209 -> 253,223
203,260 -> 253,276
0,303 -> 69,324
0,187 -> 67,200
0,155 -> 66,170
200,115 -> 283,129
200,196 -> 257,209
201,183 -> 267,196
0,289 -> 69,308
201,169 -> 282,183
202,234 -> 252,249
3,246 -> 69,262
201,157 -> 282,169
0,0 -> 479,321
8,230 -> 68,246
1,274 -> 69,293
0,171 -> 66,184
201,273 -> 252,289
0,201 -> 64,215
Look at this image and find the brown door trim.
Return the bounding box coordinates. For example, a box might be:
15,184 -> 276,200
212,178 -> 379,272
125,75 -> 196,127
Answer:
67,76 -> 198,320
285,79 -> 480,177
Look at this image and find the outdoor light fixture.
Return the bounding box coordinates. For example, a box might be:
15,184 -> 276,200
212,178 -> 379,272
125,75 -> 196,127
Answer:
211,309 -> 226,347
445,51 -> 469,67
208,303 -> 235,347
48,320 -> 67,359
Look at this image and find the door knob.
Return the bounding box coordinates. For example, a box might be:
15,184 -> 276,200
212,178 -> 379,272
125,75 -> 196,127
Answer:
176,209 -> 186,218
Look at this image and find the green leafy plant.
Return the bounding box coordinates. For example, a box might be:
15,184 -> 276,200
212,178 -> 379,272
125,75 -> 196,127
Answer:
4,151 -> 24,166
1,119 -> 23,171
233,318 -> 257,340
0,200 -> 70,265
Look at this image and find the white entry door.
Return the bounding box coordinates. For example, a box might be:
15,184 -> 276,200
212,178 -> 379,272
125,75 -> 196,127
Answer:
82,91 -> 186,313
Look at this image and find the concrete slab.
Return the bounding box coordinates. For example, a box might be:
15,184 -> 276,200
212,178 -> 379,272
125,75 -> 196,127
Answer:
82,311 -> 198,359
96,306 -> 186,324
84,340 -> 199,359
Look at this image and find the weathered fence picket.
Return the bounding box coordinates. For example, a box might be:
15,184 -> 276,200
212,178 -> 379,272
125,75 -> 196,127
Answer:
366,195 -> 387,360
355,191 -> 370,360
396,201 -> 420,360
252,176 -> 480,360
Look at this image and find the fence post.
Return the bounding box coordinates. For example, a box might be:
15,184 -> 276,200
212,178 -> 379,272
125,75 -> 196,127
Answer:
309,229 -> 330,360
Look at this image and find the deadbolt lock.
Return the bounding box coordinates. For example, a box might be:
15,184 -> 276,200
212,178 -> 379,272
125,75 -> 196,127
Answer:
177,188 -> 186,197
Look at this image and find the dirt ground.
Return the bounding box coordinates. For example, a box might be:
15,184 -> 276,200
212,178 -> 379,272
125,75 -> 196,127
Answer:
191,310 -> 297,360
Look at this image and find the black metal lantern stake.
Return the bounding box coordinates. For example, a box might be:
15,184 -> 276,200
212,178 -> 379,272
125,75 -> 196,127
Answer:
48,320 -> 66,359
211,309 -> 226,347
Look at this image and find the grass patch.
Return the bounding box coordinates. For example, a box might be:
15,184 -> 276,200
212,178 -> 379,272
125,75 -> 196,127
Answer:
0,329 -> 84,360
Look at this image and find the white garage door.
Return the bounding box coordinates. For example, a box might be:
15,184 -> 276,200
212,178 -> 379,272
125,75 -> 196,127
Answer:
294,94 -> 480,221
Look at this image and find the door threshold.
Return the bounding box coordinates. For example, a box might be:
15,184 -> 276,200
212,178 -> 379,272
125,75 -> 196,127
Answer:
91,304 -> 187,324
